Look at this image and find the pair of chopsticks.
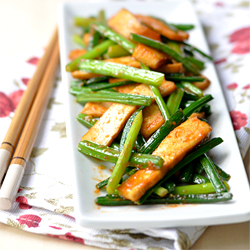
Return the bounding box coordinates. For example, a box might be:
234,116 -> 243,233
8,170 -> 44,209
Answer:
0,29 -> 59,210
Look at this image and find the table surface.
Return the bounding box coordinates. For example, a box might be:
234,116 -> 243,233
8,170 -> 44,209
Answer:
0,0 -> 249,249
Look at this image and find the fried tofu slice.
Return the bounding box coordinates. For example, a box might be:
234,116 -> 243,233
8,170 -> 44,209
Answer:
71,71 -> 101,79
141,103 -> 165,138
105,56 -> 141,68
81,80 -> 175,146
68,49 -> 87,61
108,9 -> 161,41
83,33 -> 91,47
140,78 -> 179,138
190,112 -> 205,119
117,117 -> 212,201
108,78 -> 127,83
81,102 -> 112,118
158,79 -> 176,97
108,78 -> 139,93
157,62 -> 183,74
115,84 -> 139,93
81,103 -> 136,146
135,15 -> 189,42
192,75 -> 211,91
132,43 -> 169,69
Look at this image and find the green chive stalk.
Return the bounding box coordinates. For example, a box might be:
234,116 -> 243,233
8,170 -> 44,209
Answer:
106,111 -> 143,194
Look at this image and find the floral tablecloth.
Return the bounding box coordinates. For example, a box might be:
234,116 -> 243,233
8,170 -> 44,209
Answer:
0,0 -> 249,249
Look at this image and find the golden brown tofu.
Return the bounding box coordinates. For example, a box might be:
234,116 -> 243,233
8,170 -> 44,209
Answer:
118,117 -> 212,201
68,49 -> 87,61
81,80 -> 175,146
83,33 -> 91,47
105,56 -> 141,68
132,43 -> 169,69
81,103 -> 137,146
81,84 -> 154,145
157,63 -> 183,74
117,169 -> 165,202
115,84 -> 140,93
109,78 -> 139,93
139,80 -> 175,138
108,9 -> 161,41
71,71 -> 102,79
141,103 -> 164,138
152,117 -> 212,171
135,15 -> 189,42
109,78 -> 127,83
193,75 -> 211,90
81,102 -> 112,118
190,112 -> 205,119
158,79 -> 176,97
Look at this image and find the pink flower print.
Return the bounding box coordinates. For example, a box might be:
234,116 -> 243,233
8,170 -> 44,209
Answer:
49,226 -> 62,230
64,214 -> 75,220
215,2 -> 224,7
8,90 -> 24,109
243,84 -> 250,89
227,83 -> 238,90
0,90 -> 25,117
214,58 -> 227,64
230,110 -> 248,130
232,40 -> 250,54
64,233 -> 85,244
230,27 -> 250,43
0,92 -> 14,117
47,233 -> 84,244
16,196 -> 32,210
229,27 -> 250,54
21,78 -> 30,85
17,214 -> 42,228
27,57 -> 40,65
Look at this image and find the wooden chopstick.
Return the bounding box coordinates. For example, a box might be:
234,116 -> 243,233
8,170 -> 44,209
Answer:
0,29 -> 58,183
0,32 -> 60,210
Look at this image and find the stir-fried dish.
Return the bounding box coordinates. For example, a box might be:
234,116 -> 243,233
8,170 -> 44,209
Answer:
66,8 -> 232,206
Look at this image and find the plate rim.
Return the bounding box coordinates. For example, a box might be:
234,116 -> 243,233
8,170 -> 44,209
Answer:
58,0 -> 250,229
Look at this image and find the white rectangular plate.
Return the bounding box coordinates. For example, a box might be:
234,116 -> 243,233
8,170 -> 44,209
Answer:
58,0 -> 250,229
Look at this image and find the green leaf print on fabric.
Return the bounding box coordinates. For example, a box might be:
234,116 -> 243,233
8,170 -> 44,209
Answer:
45,198 -> 59,206
65,194 -> 73,199
51,122 -> 66,138
25,192 -> 37,199
203,26 -> 212,36
47,97 -> 63,109
7,218 -> 25,229
54,205 -> 74,214
236,1 -> 250,7
20,186 -> 34,191
210,43 -> 219,51
13,80 -> 21,88
244,127 -> 250,135
30,147 -> 48,158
